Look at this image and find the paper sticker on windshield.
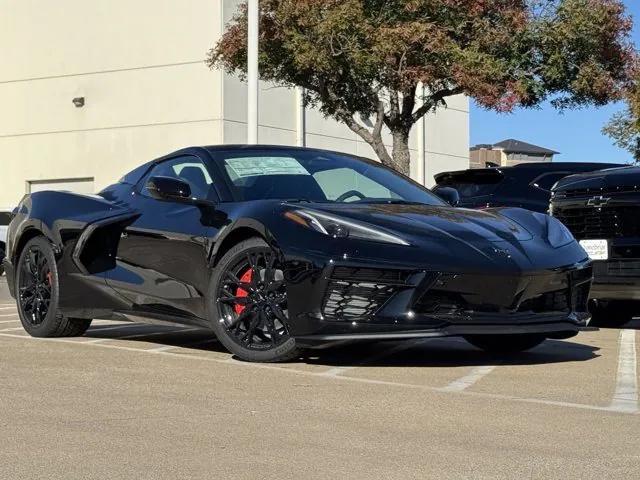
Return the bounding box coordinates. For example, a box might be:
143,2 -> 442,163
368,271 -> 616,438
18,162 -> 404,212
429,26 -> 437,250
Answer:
225,157 -> 310,178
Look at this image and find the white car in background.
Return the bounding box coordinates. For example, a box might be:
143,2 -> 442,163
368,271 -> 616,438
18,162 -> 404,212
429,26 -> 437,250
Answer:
0,208 -> 11,276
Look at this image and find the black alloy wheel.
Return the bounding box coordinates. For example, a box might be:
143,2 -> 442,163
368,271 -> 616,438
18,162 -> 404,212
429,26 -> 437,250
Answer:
209,237 -> 300,362
18,243 -> 53,326
16,236 -> 92,337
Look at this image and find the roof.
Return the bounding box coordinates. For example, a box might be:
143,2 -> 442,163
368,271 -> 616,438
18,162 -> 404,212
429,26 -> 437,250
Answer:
471,139 -> 559,155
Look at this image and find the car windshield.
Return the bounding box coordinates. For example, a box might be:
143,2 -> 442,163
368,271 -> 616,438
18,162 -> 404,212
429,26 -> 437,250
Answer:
219,149 -> 446,206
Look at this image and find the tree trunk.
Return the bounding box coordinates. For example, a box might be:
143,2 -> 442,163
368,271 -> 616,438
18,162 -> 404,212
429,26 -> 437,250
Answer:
390,129 -> 411,176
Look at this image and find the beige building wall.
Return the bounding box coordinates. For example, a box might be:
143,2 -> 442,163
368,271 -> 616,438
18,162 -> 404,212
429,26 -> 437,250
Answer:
0,0 -> 468,207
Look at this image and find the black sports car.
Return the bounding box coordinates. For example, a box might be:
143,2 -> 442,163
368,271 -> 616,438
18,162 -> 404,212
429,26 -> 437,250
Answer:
3,146 -> 592,362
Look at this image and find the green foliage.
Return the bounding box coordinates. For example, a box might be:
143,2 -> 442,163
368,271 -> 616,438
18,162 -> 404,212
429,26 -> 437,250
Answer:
603,109 -> 640,162
603,63 -> 640,163
209,0 -> 634,174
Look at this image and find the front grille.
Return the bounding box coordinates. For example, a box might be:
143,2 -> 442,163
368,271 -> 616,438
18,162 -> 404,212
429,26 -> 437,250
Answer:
553,206 -> 640,240
557,185 -> 640,198
517,290 -> 570,314
413,269 -> 591,317
415,287 -> 572,315
607,260 -> 640,277
330,266 -> 411,285
414,290 -> 480,315
321,267 -> 411,321
571,281 -> 591,312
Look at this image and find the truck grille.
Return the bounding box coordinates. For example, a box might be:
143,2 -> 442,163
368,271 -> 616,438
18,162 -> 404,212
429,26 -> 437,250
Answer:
593,260 -> 640,278
553,206 -> 640,240
556,185 -> 640,198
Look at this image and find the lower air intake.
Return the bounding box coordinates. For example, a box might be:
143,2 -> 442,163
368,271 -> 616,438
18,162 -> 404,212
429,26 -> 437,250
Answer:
321,267 -> 411,321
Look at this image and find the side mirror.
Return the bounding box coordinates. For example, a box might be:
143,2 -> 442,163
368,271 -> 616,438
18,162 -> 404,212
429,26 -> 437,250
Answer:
433,186 -> 460,207
146,176 -> 192,202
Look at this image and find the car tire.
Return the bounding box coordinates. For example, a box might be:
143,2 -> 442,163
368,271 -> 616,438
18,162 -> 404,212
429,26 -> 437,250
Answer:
15,236 -> 92,337
589,301 -> 634,328
464,334 -> 546,354
208,237 -> 301,363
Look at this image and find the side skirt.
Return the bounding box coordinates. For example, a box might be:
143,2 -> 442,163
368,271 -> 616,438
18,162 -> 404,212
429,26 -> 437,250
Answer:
104,310 -> 212,330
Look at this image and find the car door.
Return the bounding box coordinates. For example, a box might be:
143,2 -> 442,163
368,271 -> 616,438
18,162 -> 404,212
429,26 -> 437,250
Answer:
106,154 -> 224,319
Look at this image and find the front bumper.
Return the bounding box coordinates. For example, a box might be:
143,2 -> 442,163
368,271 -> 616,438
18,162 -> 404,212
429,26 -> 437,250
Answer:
590,260 -> 640,301
285,257 -> 592,341
295,319 -> 585,343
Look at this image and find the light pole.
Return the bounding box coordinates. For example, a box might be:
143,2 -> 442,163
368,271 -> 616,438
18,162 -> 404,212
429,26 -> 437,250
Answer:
247,0 -> 259,144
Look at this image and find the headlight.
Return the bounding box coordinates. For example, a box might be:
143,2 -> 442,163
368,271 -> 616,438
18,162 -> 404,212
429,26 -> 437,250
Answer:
284,209 -> 410,246
546,216 -> 575,248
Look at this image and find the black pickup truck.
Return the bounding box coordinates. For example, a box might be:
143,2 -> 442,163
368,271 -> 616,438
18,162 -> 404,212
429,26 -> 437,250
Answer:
550,166 -> 640,326
434,162 -> 622,213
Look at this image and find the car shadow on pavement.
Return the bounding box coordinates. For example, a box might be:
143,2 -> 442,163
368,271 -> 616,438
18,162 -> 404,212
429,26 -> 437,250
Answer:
83,323 -> 600,368
299,337 -> 600,368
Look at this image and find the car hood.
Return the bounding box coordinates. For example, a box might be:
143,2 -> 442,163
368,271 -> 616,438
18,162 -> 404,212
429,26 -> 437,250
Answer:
306,203 -> 533,243
277,203 -> 586,273
553,165 -> 640,192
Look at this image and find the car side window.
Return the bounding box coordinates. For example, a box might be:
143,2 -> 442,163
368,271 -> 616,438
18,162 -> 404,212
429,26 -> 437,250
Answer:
141,156 -> 216,201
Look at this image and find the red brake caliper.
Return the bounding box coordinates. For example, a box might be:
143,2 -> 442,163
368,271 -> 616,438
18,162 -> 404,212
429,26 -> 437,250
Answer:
234,268 -> 253,315
46,272 -> 53,286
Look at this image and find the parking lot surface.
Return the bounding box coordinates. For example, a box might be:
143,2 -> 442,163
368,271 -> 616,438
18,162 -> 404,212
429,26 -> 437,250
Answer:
1,277 -> 639,479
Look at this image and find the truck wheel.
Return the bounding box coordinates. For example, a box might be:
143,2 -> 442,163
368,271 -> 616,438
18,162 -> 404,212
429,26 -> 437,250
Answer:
589,301 -> 634,328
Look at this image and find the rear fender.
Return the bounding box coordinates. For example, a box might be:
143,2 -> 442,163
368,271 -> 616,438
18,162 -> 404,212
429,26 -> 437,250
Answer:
11,191 -> 138,274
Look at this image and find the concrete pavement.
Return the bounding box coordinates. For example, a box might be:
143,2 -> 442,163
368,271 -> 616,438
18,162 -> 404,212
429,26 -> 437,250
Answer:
0,277 -> 639,479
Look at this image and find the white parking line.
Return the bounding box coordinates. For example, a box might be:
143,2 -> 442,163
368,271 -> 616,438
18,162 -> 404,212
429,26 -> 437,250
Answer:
0,306 -> 16,310
0,327 -> 24,332
0,313 -> 18,318
440,365 -> 497,392
0,330 -> 635,416
609,330 -> 638,414
0,319 -> 19,324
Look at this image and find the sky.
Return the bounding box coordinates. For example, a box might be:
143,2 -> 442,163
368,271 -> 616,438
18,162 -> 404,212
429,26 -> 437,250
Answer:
470,1 -> 640,165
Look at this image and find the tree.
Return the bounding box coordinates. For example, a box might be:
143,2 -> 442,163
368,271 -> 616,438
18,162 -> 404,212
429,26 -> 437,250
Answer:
208,0 -> 634,175
603,64 -> 640,163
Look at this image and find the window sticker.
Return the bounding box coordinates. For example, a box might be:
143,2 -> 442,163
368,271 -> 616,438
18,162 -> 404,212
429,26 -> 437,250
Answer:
225,157 -> 310,178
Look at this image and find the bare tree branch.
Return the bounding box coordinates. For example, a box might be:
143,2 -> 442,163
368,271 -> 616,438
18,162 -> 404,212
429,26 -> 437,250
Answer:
412,87 -> 464,123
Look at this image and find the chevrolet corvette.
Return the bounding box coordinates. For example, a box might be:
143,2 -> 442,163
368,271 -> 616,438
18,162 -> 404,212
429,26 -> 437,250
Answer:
2,146 -> 592,362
